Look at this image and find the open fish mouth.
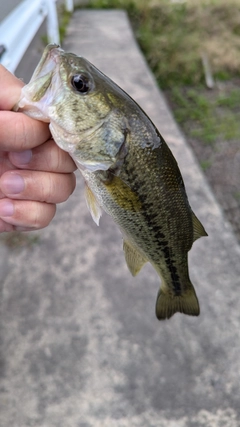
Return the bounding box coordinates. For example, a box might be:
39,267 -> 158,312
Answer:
14,44 -> 64,121
29,44 -> 63,82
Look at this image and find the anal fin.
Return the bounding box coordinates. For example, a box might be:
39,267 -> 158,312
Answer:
84,184 -> 102,225
123,240 -> 147,276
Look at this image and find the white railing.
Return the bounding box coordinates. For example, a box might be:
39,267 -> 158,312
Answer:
0,0 -> 73,73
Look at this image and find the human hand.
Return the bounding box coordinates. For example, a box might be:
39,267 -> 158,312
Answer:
0,65 -> 76,232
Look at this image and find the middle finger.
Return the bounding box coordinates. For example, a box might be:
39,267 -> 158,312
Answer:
0,169 -> 76,204
9,139 -> 77,173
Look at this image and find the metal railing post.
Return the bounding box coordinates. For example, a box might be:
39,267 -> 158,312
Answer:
0,0 -> 48,72
65,0 -> 74,12
0,0 -> 74,72
46,0 -> 60,45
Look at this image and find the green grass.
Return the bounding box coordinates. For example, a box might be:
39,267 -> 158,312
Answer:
234,191 -> 240,201
0,232 -> 40,249
216,88 -> 240,109
168,86 -> 240,145
85,0 -> 240,148
200,160 -> 212,171
88,0 -> 240,88
41,4 -> 72,45
58,4 -> 72,43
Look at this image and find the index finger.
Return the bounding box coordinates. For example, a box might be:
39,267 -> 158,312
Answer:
0,65 -> 24,110
0,110 -> 51,151
0,65 -> 51,149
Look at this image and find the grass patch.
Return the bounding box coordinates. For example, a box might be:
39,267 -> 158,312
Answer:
167,85 -> 240,145
0,232 -> 40,249
88,0 -> 240,88
58,4 -> 72,43
200,160 -> 212,171
41,4 -> 72,45
234,191 -> 240,201
216,88 -> 240,109
85,0 -> 240,147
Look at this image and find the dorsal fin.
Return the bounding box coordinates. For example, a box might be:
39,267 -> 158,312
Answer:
192,211 -> 208,242
123,240 -> 147,276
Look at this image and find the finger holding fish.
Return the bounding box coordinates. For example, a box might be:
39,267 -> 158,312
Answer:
0,198 -> 56,231
9,139 -> 77,173
0,169 -> 76,204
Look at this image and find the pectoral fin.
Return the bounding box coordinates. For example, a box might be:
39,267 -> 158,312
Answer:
84,184 -> 102,225
104,175 -> 142,212
123,240 -> 147,276
74,156 -> 113,172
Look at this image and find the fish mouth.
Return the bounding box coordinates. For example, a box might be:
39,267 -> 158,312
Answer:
14,44 -> 65,119
29,44 -> 63,82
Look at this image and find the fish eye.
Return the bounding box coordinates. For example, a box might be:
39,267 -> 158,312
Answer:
71,74 -> 90,94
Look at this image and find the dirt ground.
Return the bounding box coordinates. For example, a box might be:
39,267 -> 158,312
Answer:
165,82 -> 240,244
188,133 -> 240,241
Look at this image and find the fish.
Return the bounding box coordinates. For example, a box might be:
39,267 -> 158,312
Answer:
14,44 -> 207,320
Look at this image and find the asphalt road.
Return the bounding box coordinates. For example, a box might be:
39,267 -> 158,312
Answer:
1,9 -> 240,427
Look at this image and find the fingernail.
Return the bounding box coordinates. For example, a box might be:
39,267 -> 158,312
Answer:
0,200 -> 14,217
11,150 -> 32,165
2,174 -> 25,194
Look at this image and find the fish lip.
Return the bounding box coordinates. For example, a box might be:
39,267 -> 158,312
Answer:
47,44 -> 64,64
29,44 -> 63,82
14,44 -> 65,116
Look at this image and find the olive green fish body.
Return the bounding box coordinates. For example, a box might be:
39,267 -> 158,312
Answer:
15,44 -> 207,320
82,120 -> 202,320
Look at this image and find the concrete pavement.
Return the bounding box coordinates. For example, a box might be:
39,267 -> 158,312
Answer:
1,10 -> 240,427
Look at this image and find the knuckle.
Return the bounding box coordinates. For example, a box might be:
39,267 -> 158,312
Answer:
13,116 -> 28,149
0,219 -> 14,232
32,202 -> 56,229
43,172 -> 76,204
69,173 -> 76,195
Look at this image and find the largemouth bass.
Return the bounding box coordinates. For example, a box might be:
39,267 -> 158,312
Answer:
15,44 -> 207,320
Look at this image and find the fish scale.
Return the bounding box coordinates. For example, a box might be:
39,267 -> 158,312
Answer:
14,44 -> 207,321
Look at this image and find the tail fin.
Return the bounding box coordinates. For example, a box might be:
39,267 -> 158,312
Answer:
155,285 -> 200,320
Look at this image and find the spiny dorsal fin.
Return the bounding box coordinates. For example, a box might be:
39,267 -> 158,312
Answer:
84,184 -> 102,226
192,211 -> 208,242
123,240 -> 147,276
